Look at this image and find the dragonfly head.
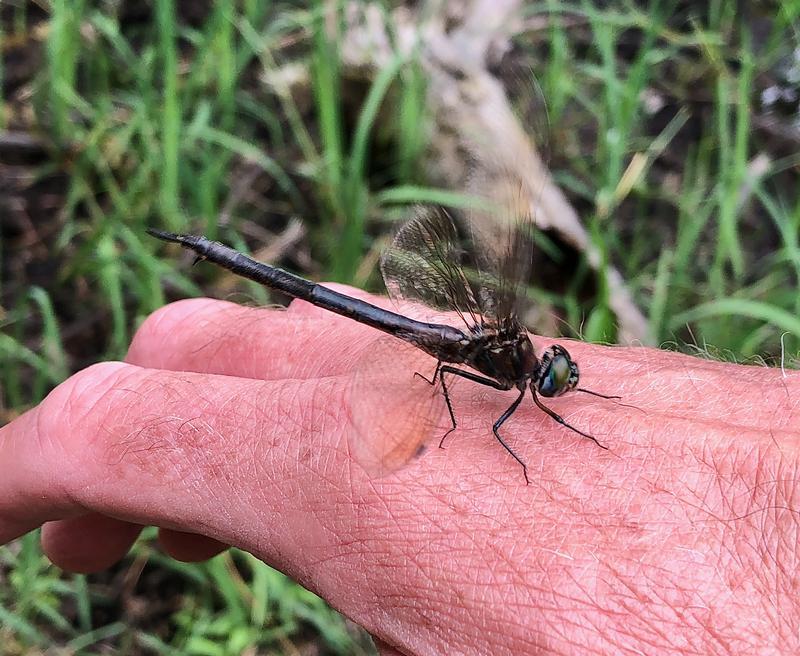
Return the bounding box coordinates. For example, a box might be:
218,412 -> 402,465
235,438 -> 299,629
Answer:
535,345 -> 579,397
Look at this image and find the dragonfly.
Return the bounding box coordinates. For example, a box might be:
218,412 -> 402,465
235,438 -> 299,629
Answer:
147,173 -> 617,484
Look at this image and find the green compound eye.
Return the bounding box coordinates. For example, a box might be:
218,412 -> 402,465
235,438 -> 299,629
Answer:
537,347 -> 579,397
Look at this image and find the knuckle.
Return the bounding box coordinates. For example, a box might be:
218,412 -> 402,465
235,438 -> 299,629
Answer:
286,297 -> 323,317
129,298 -> 221,354
37,362 -> 137,457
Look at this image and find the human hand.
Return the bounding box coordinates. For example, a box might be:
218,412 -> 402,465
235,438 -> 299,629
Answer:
2,290 -> 799,654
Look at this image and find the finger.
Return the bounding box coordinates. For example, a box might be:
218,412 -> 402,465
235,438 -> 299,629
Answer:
126,292 -> 387,379
373,639 -> 408,656
549,337 -> 800,433
43,285 -> 397,573
40,514 -> 227,572
40,515 -> 143,573
158,529 -> 228,562
0,360 -> 356,546
128,290 -> 800,432
1,359 -> 437,642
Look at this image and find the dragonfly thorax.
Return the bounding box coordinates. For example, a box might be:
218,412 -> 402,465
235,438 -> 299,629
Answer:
467,327 -> 539,388
468,329 -> 580,396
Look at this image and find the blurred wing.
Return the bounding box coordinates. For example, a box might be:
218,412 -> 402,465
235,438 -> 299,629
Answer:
381,67 -> 550,331
347,338 -> 454,477
380,205 -> 485,330
461,66 -> 551,326
465,169 -> 538,326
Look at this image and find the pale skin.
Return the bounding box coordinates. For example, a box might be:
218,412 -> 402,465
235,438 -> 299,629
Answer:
1,288 -> 799,655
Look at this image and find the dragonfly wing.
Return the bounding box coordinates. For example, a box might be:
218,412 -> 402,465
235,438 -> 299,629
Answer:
380,205 -> 485,330
461,67 -> 551,327
347,337 -> 455,477
464,169 -> 539,326
382,68 -> 551,332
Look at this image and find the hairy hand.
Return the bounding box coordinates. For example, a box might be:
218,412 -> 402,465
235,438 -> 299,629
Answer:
1,290 -> 799,655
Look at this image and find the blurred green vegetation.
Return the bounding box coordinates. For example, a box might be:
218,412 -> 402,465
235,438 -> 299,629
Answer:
2,0 -> 799,653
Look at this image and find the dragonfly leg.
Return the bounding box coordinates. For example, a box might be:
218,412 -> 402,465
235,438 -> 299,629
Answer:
530,388 -> 608,450
492,389 -> 529,485
437,366 -> 512,449
438,365 -> 510,390
413,360 -> 442,385
577,387 -> 621,400
410,361 -> 459,444
577,387 -> 642,413
436,368 -> 458,447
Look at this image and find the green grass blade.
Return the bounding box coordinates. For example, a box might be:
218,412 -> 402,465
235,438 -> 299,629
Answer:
311,1 -> 343,195
347,51 -> 405,183
0,601 -> 47,646
374,186 -> 492,212
670,299 -> 800,338
25,286 -> 69,394
66,622 -> 128,652
47,0 -> 86,139
155,0 -> 182,230
96,232 -> 128,357
196,126 -> 301,208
